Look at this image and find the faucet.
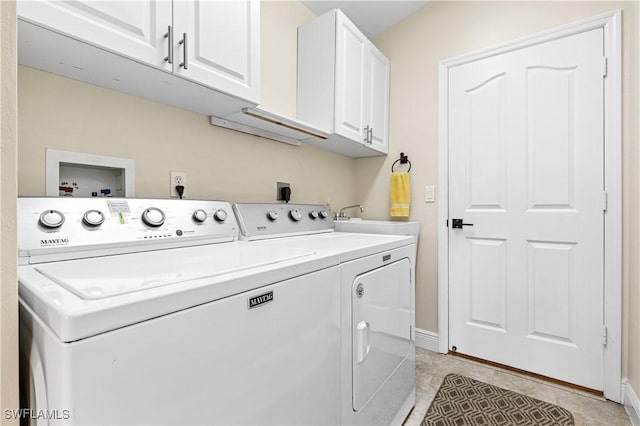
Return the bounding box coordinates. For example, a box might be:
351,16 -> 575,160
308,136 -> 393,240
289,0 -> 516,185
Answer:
336,204 -> 364,220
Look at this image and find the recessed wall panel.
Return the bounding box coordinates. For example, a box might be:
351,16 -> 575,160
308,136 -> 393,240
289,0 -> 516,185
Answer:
467,238 -> 506,330
527,67 -> 576,210
67,1 -> 151,38
196,0 -> 249,79
527,241 -> 576,344
465,74 -> 506,211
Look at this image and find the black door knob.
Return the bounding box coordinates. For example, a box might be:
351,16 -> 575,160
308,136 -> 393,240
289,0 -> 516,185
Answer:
451,218 -> 474,229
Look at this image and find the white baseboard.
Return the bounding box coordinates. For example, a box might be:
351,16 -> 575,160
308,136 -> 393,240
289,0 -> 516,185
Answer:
415,328 -> 439,352
623,379 -> 640,426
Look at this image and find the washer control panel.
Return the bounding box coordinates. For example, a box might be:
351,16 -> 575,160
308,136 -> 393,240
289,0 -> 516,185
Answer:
233,203 -> 333,240
18,198 -> 238,263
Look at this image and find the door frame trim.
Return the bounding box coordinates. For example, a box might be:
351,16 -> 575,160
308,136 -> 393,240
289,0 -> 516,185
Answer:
437,10 -> 622,401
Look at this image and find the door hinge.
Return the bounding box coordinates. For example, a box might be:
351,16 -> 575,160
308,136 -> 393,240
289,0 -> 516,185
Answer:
603,325 -> 608,346
603,57 -> 608,77
603,191 -> 608,212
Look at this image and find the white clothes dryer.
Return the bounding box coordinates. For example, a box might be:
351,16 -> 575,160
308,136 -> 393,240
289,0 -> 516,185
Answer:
18,198 -> 342,425
233,203 -> 416,426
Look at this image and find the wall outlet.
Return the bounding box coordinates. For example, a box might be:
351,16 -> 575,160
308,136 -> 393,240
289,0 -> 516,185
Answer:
170,171 -> 186,198
277,182 -> 290,201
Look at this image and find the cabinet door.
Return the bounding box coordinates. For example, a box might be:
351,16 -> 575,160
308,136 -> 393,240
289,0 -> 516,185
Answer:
367,47 -> 390,154
18,0 -> 172,71
173,0 -> 260,104
334,12 -> 368,144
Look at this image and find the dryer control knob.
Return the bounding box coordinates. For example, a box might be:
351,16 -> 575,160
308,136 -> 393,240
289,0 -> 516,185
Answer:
192,209 -> 207,223
213,209 -> 228,222
82,210 -> 105,227
309,211 -> 319,220
141,207 -> 165,227
318,210 -> 329,219
39,210 -> 65,228
267,211 -> 279,221
289,209 -> 302,222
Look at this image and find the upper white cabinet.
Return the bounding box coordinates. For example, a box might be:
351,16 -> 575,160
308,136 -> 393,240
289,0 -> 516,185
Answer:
17,0 -> 260,115
297,10 -> 390,157
17,1 -> 173,71
173,0 -> 259,102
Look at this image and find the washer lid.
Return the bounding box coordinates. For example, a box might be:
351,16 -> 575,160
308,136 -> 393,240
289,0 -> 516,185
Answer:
35,243 -> 315,300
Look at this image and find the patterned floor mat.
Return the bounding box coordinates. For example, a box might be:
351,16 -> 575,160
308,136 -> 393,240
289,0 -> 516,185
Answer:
422,374 -> 574,425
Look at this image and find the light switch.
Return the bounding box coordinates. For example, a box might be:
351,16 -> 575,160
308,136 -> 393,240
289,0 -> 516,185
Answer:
425,186 -> 435,203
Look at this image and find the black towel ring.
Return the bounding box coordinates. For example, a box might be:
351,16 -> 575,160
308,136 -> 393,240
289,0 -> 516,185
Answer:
391,152 -> 411,173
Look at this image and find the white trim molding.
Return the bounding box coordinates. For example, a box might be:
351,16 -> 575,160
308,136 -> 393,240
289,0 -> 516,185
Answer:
623,379 -> 640,425
438,10 -> 622,402
415,328 -> 439,352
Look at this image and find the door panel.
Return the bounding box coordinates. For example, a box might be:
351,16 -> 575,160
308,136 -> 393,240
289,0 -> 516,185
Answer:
467,238 -> 507,331
173,0 -> 260,103
466,73 -> 507,210
526,241 -> 577,344
449,28 -> 604,390
368,48 -> 390,153
352,259 -> 411,412
527,67 -> 577,209
18,0 -> 172,70
335,14 -> 367,143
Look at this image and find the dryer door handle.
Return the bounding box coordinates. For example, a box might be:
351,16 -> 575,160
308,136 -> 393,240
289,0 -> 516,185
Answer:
356,320 -> 371,364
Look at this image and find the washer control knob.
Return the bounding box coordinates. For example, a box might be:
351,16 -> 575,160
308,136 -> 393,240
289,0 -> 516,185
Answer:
192,209 -> 207,223
289,209 -> 302,222
39,210 -> 65,228
141,207 -> 165,227
267,211 -> 278,221
319,210 -> 329,219
309,211 -> 319,220
213,209 -> 228,222
82,210 -> 105,227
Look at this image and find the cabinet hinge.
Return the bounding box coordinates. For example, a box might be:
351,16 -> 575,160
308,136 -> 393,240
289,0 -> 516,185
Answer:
603,325 -> 608,346
603,191 -> 608,212
603,57 -> 608,77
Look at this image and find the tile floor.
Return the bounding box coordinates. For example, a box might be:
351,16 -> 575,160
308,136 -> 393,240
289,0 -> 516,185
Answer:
404,348 -> 631,426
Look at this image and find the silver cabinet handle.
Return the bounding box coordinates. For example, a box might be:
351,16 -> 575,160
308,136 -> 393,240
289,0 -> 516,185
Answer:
179,33 -> 188,69
368,127 -> 373,144
163,26 -> 173,64
363,125 -> 370,143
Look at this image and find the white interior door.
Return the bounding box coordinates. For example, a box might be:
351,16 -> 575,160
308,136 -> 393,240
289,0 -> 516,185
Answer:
448,28 -> 605,390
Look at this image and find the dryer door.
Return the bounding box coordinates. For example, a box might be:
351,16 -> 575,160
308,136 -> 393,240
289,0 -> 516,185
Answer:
352,258 -> 411,411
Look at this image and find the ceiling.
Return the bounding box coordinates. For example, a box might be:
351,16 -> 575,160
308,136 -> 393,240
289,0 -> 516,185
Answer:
300,1 -> 429,39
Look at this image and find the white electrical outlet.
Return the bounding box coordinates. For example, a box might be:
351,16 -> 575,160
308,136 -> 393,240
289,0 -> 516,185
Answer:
170,171 -> 186,198
425,186 -> 435,203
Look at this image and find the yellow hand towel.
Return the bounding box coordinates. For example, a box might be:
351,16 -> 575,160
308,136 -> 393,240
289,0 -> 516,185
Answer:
390,172 -> 411,217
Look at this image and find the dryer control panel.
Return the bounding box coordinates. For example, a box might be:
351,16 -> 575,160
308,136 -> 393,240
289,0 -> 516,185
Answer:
18,197 -> 238,263
233,203 -> 334,240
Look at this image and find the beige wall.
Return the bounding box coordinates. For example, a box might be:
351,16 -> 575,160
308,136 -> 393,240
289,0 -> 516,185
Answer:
1,0 -> 19,422
360,0 -> 639,394
18,1 -> 357,211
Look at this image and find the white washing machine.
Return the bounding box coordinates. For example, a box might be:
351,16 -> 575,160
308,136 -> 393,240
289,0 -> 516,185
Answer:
233,203 -> 416,426
18,197 -> 343,425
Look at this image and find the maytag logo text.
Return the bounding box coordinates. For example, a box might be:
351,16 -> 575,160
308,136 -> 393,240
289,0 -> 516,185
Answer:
40,238 -> 70,247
